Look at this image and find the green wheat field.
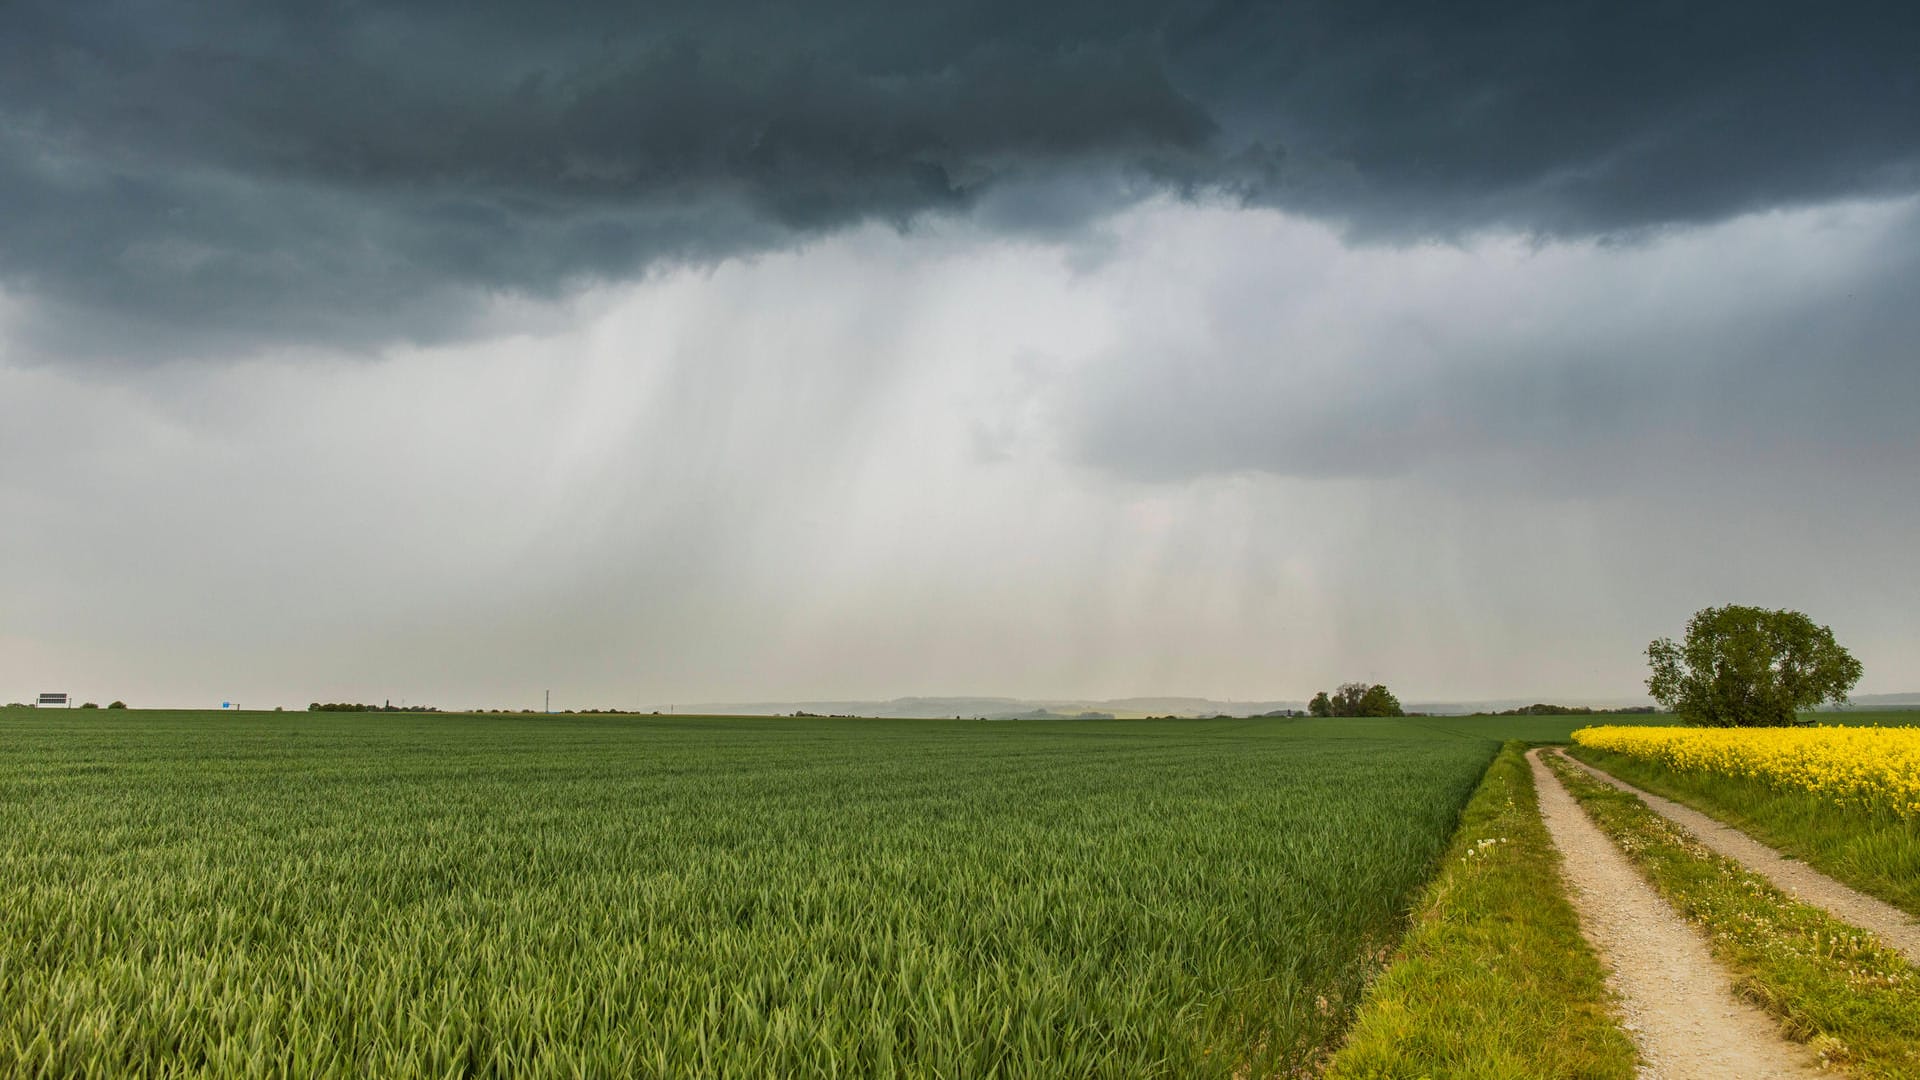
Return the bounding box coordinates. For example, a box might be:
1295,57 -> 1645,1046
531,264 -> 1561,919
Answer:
0,709 -> 1585,1077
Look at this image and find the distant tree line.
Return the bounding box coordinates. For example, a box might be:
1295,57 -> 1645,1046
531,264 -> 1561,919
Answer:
1471,704 -> 1657,717
1308,683 -> 1405,718
468,707 -> 655,714
308,702 -> 442,712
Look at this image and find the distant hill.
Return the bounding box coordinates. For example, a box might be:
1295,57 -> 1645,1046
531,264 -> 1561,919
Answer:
569,691 -> 1920,719
678,696 -> 1303,719
1823,693 -> 1920,710
674,695 -> 1659,719
677,693 -> 1851,719
1406,698 -> 1658,716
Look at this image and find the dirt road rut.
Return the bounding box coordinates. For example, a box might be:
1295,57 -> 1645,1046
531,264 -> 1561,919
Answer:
1527,749 -> 1827,1079
1556,749 -> 1920,966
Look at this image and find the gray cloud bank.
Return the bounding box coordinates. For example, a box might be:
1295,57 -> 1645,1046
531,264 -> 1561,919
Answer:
1066,198 -> 1920,487
6,203 -> 1917,707
4,1 -> 1917,358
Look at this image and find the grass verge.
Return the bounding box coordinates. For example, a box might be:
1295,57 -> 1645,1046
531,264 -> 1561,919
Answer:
1567,744 -> 1920,917
1324,742 -> 1637,1080
1544,751 -> 1920,1078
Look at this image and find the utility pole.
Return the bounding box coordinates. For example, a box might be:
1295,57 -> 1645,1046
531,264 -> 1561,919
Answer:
545,689 -> 550,714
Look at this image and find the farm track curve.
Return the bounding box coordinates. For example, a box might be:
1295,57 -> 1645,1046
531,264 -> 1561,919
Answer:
1527,749 -> 1826,1080
1554,748 -> 1920,965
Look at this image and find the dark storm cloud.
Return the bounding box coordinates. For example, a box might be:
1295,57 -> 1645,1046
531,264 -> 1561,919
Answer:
2,0 -> 1917,358
1065,200 -> 1920,488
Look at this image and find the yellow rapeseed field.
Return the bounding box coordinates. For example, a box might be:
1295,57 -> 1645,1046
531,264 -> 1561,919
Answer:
1572,725 -> 1920,820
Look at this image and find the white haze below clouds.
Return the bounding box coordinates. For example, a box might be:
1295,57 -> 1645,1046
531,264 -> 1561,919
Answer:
3,197 -> 1916,709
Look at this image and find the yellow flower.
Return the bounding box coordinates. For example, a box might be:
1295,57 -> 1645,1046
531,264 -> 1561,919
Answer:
1571,725 -> 1920,820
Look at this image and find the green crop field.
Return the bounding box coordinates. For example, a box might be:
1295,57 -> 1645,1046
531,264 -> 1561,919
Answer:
1397,713 -> 1663,745
1815,708 -> 1920,726
1,710 -> 1512,1077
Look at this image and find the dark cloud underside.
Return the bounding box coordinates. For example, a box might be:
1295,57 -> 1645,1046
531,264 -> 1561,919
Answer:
1066,201 -> 1920,486
3,1 -> 1917,357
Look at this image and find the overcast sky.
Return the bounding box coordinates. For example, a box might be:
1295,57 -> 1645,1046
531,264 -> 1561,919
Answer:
4,1 -> 1917,709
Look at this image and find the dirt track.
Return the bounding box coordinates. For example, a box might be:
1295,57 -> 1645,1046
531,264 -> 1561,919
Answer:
1527,749 -> 1826,1079
1556,749 -> 1920,966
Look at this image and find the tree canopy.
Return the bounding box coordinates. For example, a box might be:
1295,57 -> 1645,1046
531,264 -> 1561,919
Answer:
1308,683 -> 1404,718
1646,605 -> 1862,727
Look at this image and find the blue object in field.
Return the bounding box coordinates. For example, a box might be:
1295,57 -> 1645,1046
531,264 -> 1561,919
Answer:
222,702 -> 230,709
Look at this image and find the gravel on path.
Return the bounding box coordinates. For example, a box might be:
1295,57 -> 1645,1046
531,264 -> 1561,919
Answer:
1527,749 -> 1828,1080
1556,748 -> 1920,966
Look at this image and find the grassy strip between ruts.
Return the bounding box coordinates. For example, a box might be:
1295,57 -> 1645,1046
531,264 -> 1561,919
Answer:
1324,742 -> 1637,1080
1566,744 -> 1920,918
1544,751 -> 1920,1078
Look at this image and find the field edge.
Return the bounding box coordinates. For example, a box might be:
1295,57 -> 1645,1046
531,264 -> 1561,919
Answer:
1565,744 -> 1920,918
1321,741 -> 1638,1080
1544,751 -> 1920,1078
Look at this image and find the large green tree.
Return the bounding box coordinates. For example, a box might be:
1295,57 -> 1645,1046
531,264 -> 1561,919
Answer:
1646,605 -> 1862,727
